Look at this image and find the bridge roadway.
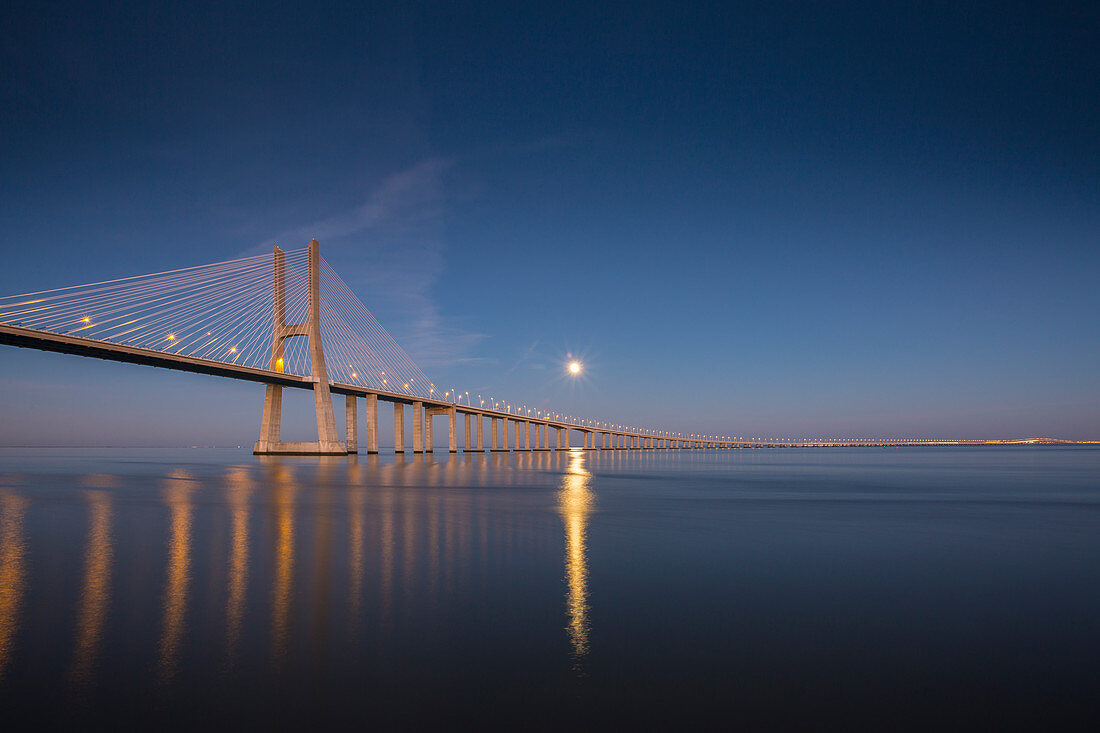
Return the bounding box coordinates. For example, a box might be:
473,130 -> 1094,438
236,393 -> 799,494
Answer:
0,322 -> 1012,453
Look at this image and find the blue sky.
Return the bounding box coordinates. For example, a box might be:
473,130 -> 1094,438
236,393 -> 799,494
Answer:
1,1 -> 1097,444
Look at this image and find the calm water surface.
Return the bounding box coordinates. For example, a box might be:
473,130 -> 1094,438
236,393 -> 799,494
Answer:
0,446 -> 1098,728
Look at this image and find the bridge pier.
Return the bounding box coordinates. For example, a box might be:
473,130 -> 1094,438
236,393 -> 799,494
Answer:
449,407 -> 457,453
254,241 -> 346,456
346,395 -> 358,454
394,403 -> 405,453
464,413 -> 472,451
412,402 -> 424,453
424,407 -> 433,452
365,394 -> 378,453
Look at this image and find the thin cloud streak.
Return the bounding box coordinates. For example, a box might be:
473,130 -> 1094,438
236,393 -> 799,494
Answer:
252,159 -> 486,370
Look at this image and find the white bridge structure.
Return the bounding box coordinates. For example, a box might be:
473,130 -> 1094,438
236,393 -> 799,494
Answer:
0,241 -> 1006,453
0,241 -> 750,455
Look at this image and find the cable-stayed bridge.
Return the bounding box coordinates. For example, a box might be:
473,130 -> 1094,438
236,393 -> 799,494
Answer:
0,241 -> 1047,453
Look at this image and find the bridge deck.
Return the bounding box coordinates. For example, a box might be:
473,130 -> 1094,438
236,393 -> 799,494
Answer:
0,324 -> 579,429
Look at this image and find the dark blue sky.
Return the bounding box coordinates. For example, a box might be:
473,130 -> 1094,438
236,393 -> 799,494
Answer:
1,1 -> 1097,444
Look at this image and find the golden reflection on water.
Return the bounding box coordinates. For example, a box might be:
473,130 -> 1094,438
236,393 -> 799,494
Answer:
224,468 -> 252,666
0,491 -> 29,681
348,487 -> 364,627
270,464 -> 297,665
558,450 -> 594,667
69,489 -> 113,686
157,471 -> 195,683
380,487 -> 395,626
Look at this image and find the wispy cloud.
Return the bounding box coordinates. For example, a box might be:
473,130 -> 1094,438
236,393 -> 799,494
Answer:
254,158 -> 486,369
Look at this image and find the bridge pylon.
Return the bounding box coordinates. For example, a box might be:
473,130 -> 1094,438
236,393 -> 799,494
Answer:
253,239 -> 347,455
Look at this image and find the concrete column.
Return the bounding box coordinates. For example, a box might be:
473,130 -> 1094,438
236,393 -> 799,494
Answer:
524,421 -> 531,450
305,240 -> 342,452
563,428 -> 570,449
514,420 -> 522,450
556,427 -> 562,450
394,403 -> 405,453
365,394 -> 378,453
544,424 -> 550,450
425,410 -> 433,453
345,395 -> 358,453
259,386 -> 283,445
412,402 -> 424,453
476,415 -> 484,451
501,418 -> 509,450
464,413 -> 471,451
449,407 -> 457,453
491,418 -> 498,451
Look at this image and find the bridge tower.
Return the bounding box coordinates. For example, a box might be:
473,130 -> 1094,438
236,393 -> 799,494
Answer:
253,240 -> 347,455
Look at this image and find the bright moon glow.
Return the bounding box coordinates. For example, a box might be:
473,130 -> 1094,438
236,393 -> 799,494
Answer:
569,361 -> 581,374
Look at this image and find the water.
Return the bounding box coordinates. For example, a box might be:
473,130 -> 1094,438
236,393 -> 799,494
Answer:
0,446 -> 1098,728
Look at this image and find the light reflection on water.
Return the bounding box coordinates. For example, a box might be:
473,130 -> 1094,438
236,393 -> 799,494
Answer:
156,470 -> 194,684
224,467 -> 251,667
0,490 -> 28,682
0,446 -> 1098,727
560,451 -> 593,667
69,488 -> 113,687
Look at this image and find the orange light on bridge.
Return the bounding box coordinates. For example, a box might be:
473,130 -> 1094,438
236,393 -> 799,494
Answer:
275,357 -> 284,372
166,333 -> 175,340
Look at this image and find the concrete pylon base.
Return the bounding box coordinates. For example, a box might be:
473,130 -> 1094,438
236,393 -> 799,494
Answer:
253,440 -> 347,456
